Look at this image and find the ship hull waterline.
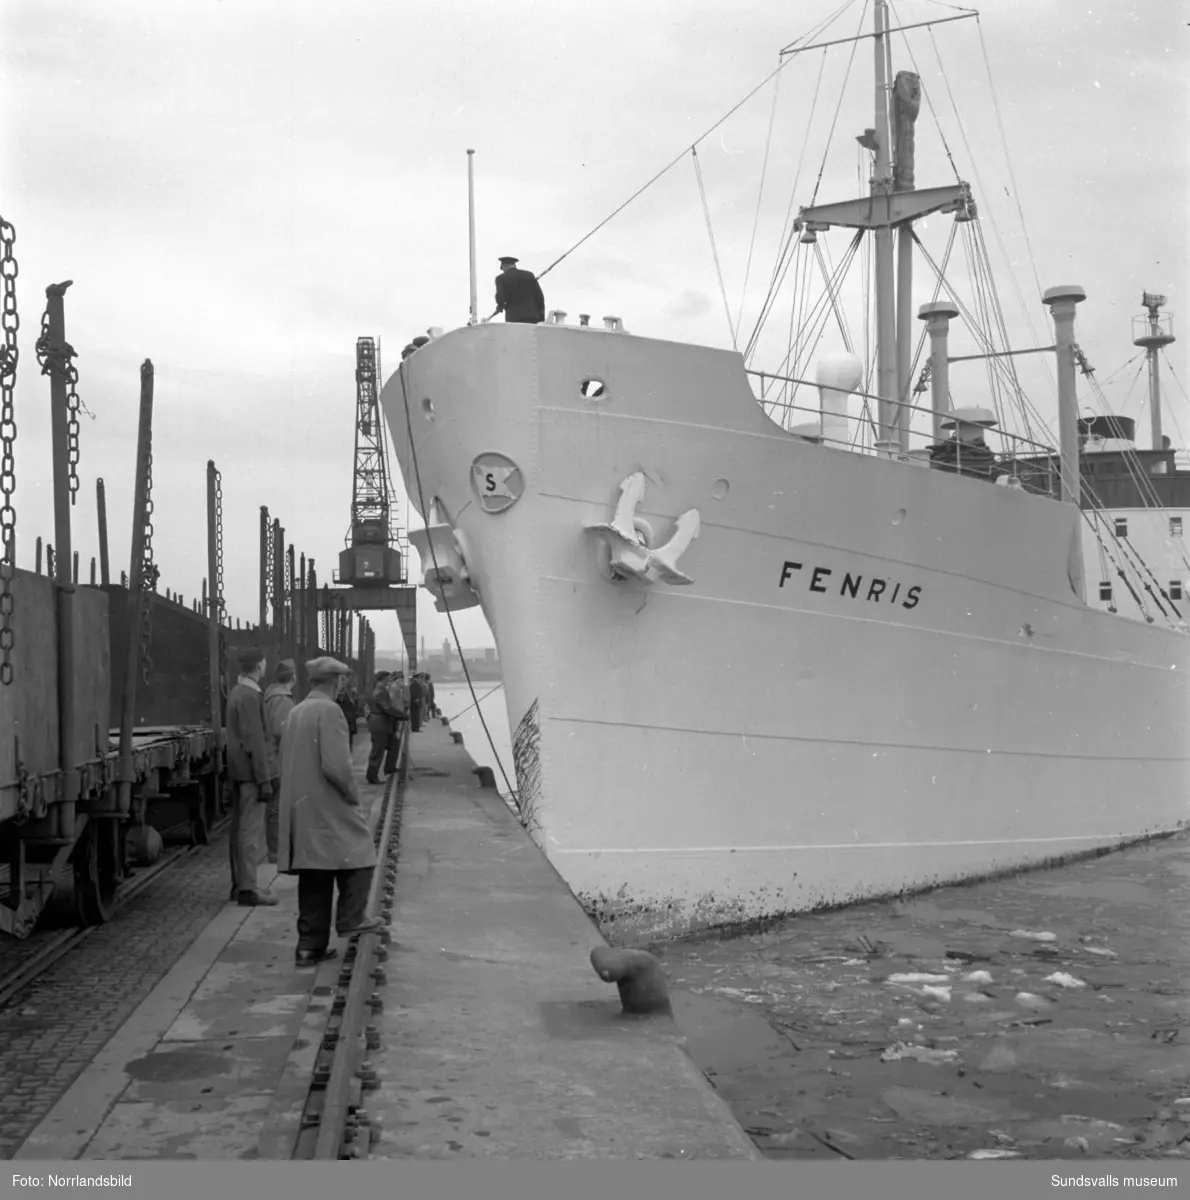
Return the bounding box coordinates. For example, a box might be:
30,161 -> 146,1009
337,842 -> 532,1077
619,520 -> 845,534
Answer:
383,323 -> 1190,945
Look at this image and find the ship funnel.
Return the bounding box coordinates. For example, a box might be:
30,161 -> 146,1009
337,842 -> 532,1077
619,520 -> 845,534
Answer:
816,353 -> 864,449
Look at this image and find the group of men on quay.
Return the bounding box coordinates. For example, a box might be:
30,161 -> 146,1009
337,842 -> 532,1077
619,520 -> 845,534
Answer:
224,652 -> 438,967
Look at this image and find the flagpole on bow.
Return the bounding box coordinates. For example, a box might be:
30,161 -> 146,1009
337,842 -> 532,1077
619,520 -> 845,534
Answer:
467,150 -> 478,326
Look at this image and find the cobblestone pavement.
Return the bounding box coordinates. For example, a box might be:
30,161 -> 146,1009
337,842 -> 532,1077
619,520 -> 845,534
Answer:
655,833 -> 1190,1162
0,834 -> 234,1159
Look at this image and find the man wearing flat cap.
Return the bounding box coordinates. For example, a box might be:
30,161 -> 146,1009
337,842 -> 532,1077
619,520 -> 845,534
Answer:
225,647 -> 277,906
278,656 -> 385,966
494,256 -> 545,324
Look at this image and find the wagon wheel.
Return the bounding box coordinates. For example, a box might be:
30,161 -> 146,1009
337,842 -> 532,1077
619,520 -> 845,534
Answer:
73,817 -> 122,926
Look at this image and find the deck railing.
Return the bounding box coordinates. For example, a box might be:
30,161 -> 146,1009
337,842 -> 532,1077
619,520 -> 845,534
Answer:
746,369 -> 1063,498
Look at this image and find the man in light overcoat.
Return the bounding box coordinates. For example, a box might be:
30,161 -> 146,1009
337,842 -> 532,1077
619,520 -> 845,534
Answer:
278,656 -> 385,966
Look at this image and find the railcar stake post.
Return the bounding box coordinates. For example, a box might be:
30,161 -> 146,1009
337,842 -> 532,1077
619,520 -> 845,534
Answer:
259,506 -> 269,636
206,463 -> 224,775
116,361 -> 155,816
96,478 -> 110,584
47,283 -> 80,833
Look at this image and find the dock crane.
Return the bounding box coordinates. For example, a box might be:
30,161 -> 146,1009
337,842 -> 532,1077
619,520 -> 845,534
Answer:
322,337 -> 418,671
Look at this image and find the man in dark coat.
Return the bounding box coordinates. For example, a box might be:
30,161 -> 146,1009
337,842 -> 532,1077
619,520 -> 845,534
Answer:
226,647 -> 277,906
494,256 -> 545,324
337,672 -> 360,752
408,672 -> 425,733
365,671 -> 402,784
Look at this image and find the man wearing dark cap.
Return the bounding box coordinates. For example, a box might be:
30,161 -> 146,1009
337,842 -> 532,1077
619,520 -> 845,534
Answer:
226,648 -> 277,906
494,256 -> 545,324
278,656 -> 384,966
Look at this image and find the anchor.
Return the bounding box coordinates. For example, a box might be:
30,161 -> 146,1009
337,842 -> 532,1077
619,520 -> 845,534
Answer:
586,472 -> 700,586
408,501 -> 482,612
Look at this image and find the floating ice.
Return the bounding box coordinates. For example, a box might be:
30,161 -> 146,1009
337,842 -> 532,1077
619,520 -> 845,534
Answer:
881,1042 -> 959,1065
1082,946 -> 1118,958
968,1149 -> 1022,1159
1010,929 -> 1057,942
887,973 -> 951,984
1045,972 -> 1087,989
962,992 -> 994,1003
1014,992 -> 1051,1009
963,970 -> 994,984
921,985 -> 952,1002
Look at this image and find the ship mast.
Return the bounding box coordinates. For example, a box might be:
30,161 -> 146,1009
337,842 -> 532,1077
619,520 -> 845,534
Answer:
1133,292 -> 1176,452
871,1 -> 898,453
793,0 -> 974,457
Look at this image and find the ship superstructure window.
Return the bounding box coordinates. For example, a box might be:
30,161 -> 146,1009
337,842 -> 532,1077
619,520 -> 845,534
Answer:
1171,581 -> 1184,601
1098,582 -> 1112,602
1171,517 -> 1183,537
1114,518 -> 1128,538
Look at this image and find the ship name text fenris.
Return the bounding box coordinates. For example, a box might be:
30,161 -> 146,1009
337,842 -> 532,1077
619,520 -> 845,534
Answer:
778,560 -> 923,610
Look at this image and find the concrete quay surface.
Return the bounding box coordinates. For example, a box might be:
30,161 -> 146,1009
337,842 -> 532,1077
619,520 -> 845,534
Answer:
367,725 -> 756,1160
13,721 -> 757,1161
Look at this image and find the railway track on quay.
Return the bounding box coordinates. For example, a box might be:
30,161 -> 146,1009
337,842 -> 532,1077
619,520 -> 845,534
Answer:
292,739 -> 409,1160
0,815 -> 233,1012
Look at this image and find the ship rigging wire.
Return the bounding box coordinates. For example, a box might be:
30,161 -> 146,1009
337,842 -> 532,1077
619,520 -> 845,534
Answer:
888,1 -> 962,184
921,18 -> 1058,404
445,681 -> 505,724
691,147 -> 738,350
734,66 -> 784,345
396,367 -> 517,798
532,0 -> 862,286
744,3 -> 870,365
1159,352 -> 1190,452
1116,359 -> 1149,421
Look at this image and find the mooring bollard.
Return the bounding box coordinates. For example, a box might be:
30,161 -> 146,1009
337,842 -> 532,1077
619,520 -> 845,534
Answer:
590,946 -> 673,1016
473,766 -> 496,789
451,731 -> 464,745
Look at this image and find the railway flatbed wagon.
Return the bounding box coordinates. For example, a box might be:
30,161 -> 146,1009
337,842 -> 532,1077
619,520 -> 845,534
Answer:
0,570 -> 226,940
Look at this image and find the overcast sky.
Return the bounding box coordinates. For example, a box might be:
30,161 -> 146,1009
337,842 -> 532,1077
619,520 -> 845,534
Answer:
2,0 -> 1185,654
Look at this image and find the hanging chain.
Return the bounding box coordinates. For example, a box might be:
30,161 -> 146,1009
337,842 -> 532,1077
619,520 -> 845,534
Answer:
139,370 -> 156,685
34,294 -> 83,505
263,506 -> 274,626
214,467 -> 226,621
0,216 -> 19,686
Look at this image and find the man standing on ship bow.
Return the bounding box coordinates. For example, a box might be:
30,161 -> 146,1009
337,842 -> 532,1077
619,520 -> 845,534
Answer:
493,256 -> 545,324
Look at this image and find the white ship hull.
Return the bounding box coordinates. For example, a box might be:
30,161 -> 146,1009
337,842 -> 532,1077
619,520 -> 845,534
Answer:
383,324 -> 1190,944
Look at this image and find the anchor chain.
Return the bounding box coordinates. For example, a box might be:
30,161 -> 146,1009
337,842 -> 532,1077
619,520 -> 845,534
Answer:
0,216 -> 19,686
